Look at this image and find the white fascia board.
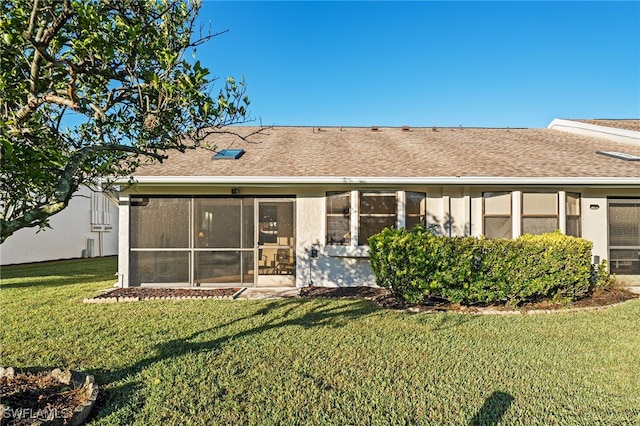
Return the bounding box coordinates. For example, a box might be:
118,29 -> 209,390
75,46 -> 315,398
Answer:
124,175 -> 640,188
548,119 -> 640,146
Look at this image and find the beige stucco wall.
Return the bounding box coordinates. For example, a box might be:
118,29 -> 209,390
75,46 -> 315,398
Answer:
118,184 -> 639,288
1,186 -> 119,265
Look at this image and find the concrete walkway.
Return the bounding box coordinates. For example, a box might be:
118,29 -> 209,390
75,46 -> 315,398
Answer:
617,276 -> 640,294
233,287 -> 301,300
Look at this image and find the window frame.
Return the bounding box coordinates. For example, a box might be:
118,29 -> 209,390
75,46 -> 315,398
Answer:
521,192 -> 559,235
482,191 -> 512,239
325,190 -> 427,246
405,191 -> 428,230
565,192 -> 582,237
325,191 -> 352,246
358,191 -> 398,246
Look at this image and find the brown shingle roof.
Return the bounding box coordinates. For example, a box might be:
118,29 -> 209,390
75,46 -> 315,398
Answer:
570,119 -> 640,132
133,126 -> 640,179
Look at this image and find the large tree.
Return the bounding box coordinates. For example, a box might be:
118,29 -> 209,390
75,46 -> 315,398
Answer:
0,0 -> 254,243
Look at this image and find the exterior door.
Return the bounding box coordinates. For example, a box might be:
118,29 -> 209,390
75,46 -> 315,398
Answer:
608,199 -> 640,275
256,199 -> 296,287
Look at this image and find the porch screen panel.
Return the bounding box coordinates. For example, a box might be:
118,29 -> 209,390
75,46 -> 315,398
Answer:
359,192 -> 397,245
195,251 -> 242,284
130,251 -> 189,285
483,192 -> 511,239
242,252 -> 255,283
194,199 -> 242,248
242,198 -> 255,249
522,192 -> 558,235
609,201 -> 640,275
609,202 -> 640,246
130,198 -> 189,248
406,192 -> 427,230
326,192 -> 350,245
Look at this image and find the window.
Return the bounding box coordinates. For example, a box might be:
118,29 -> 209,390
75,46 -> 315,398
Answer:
326,192 -> 350,245
566,193 -> 581,237
325,191 -> 427,246
522,192 -> 558,235
406,192 -> 427,230
483,192 -> 512,239
359,192 -> 397,245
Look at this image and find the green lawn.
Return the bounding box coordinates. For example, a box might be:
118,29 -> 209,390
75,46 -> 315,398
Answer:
1,257 -> 639,425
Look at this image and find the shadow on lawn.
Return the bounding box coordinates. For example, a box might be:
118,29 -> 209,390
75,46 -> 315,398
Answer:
469,390 -> 514,425
88,298 -> 374,422
0,274 -> 110,289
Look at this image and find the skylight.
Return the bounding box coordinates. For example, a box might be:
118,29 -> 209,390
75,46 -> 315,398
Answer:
212,149 -> 245,160
596,151 -> 640,161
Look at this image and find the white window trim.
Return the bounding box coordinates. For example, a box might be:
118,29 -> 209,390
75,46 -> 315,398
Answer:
397,191 -> 406,229
512,191 -> 522,239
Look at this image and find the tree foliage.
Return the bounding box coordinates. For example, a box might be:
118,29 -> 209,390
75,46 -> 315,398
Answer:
0,0 -> 254,242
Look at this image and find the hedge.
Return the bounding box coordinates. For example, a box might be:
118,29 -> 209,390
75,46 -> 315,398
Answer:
368,227 -> 610,305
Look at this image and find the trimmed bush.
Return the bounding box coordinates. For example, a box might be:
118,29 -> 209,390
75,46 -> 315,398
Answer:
369,227 -> 599,305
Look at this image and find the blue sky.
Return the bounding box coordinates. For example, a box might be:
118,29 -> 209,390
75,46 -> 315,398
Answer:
197,1 -> 640,128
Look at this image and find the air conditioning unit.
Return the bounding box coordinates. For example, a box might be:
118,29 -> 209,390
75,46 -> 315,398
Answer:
82,238 -> 95,258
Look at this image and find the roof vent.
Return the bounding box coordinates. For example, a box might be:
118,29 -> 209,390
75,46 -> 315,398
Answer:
371,126 -> 379,131
212,149 -> 245,160
432,126 -> 437,132
596,151 -> 640,161
402,125 -> 410,131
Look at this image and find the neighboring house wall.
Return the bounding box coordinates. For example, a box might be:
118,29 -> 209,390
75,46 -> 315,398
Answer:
118,185 -> 638,288
1,186 -> 119,265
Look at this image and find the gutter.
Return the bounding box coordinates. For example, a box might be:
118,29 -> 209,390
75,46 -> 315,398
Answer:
117,176 -> 640,188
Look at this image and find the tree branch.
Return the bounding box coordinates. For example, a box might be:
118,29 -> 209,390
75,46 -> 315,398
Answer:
35,0 -> 72,45
13,92 -> 79,127
26,0 -> 39,38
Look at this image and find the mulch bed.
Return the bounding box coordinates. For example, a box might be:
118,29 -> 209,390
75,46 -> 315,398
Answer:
300,285 -> 639,313
1,371 -> 89,426
92,287 -> 240,299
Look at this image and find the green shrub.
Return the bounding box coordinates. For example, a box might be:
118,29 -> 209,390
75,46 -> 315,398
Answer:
369,228 -> 598,306
592,259 -> 615,290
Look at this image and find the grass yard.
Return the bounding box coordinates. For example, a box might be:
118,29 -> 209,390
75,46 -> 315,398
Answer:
1,257 -> 639,425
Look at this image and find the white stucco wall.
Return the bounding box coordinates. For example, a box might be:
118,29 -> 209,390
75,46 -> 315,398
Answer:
296,188 -> 378,287
0,186 -> 119,265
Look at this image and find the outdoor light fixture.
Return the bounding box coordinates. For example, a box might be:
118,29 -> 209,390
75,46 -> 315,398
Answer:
590,204 -> 600,210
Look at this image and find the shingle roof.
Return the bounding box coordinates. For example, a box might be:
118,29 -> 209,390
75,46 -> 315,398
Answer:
133,126 -> 640,180
569,119 -> 640,132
